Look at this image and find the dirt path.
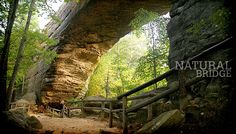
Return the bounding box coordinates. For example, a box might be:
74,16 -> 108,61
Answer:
34,114 -> 122,134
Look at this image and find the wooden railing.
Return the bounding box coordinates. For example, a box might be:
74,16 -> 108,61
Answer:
42,37 -> 233,133
47,105 -> 62,117
117,36 -> 234,134
46,105 -> 70,118
66,99 -> 122,128
10,102 -> 30,111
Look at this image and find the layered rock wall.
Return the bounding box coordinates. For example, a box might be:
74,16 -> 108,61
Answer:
26,0 -> 170,104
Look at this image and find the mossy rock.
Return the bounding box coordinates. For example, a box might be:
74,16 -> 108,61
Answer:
137,109 -> 184,134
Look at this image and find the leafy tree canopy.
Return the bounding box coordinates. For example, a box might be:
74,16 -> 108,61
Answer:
0,0 -> 59,90
87,9 -> 170,98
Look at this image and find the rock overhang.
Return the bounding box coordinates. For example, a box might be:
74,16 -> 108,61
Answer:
27,0 -> 171,104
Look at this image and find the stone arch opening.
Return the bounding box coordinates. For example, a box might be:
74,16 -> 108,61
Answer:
86,12 -> 170,98
22,0 -> 236,133
27,0 -> 171,104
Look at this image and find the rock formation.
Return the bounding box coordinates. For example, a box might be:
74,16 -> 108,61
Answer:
24,0 -> 236,133
137,109 -> 184,134
167,0 -> 235,133
26,0 -> 171,104
0,109 -> 42,133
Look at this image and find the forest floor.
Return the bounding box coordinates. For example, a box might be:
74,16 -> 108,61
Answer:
32,114 -> 122,134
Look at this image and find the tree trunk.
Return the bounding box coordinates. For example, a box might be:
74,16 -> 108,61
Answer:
105,71 -> 110,99
0,0 -> 19,111
6,0 -> 36,108
150,22 -> 157,89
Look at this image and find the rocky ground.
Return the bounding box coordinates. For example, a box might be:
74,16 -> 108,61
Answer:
33,114 -> 122,134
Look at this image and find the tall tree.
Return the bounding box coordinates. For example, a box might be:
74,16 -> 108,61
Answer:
149,22 -> 158,89
105,71 -> 110,99
6,0 -> 36,107
87,34 -> 148,97
0,0 -> 19,111
130,8 -> 170,93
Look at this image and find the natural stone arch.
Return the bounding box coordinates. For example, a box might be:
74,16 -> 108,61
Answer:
26,0 -> 171,104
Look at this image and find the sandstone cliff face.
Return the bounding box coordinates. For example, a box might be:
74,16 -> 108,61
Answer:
26,0 -> 170,104
167,0 -> 235,133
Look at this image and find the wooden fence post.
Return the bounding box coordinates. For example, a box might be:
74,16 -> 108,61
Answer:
67,108 -> 70,117
178,70 -> 187,111
81,101 -> 85,116
52,109 -> 55,117
147,104 -> 153,121
101,102 -> 105,119
122,97 -> 128,134
61,105 -> 65,118
109,101 -> 113,128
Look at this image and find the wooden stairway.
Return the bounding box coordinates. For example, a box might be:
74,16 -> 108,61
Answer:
116,36 -> 234,134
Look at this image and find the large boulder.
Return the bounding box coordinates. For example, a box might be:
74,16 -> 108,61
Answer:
130,87 -> 177,124
137,109 -> 184,134
0,109 -> 42,134
26,116 -> 42,129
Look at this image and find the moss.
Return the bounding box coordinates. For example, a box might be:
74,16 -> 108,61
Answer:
187,19 -> 207,36
210,8 -> 231,37
187,8 -> 231,38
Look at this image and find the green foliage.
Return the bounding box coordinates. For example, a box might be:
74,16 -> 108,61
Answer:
0,0 -> 8,36
87,33 -> 148,98
129,8 -> 158,30
0,0 -> 59,88
50,14 -> 62,24
7,23 -> 57,87
210,8 -> 231,37
35,0 -> 63,25
133,16 -> 170,94
87,9 -> 170,98
67,98 -> 83,107
187,19 -> 207,36
42,49 -> 58,64
129,8 -> 158,36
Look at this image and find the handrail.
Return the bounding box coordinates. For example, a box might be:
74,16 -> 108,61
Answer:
126,76 -> 204,113
117,69 -> 175,100
65,99 -> 117,128
187,36 -> 233,61
120,36 -> 233,134
47,106 -> 61,112
127,93 -> 156,100
127,88 -> 167,100
117,36 -> 233,100
121,58 -> 234,133
66,99 -> 117,104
